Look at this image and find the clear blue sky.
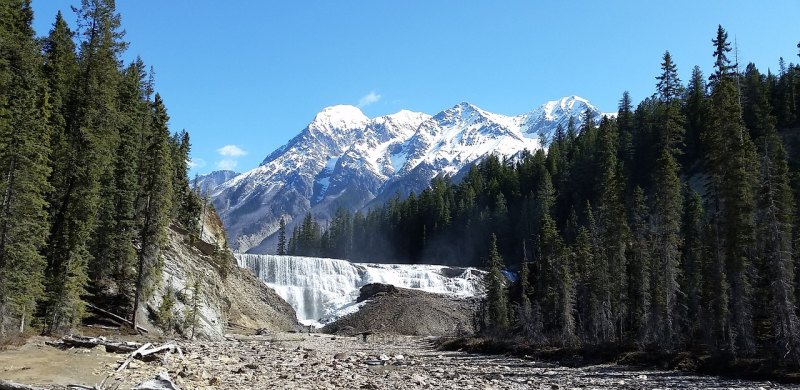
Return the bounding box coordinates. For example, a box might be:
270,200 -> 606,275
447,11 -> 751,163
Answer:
30,1 -> 800,176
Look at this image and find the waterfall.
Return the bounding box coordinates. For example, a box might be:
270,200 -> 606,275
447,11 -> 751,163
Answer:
235,254 -> 485,326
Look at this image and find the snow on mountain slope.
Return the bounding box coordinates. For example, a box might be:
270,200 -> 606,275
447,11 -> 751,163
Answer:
212,96 -> 604,253
194,170 -> 239,195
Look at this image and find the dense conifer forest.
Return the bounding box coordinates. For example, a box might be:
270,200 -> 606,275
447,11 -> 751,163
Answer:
0,0 -> 202,336
288,27 -> 800,361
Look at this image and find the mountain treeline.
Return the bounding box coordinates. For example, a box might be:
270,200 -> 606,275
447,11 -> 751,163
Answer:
0,0 -> 202,336
289,27 -> 800,361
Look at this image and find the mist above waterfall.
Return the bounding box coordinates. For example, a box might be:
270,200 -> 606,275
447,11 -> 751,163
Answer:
235,254 -> 485,326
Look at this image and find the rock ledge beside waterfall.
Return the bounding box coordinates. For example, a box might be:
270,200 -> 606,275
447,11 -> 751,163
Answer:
322,283 -> 480,336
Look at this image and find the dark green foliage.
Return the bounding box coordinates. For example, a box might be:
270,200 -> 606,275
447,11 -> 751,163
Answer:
133,94 -> 174,329
485,234 -> 509,330
628,187 -> 650,344
276,217 -> 287,255
293,26 -> 800,364
680,189 -> 705,346
172,130 -> 202,233
0,0 -> 50,334
648,149 -> 682,349
0,2 -> 196,335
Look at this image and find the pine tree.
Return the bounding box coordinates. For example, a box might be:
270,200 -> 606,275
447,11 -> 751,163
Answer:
587,202 -> 614,342
44,0 -> 127,330
277,217 -> 287,255
0,0 -> 50,335
572,224 -> 594,342
680,189 -> 705,345
655,51 -> 686,157
756,126 -> 800,362
683,66 -> 708,165
596,118 -> 630,341
628,187 -> 651,344
133,94 -> 173,329
172,130 -> 201,232
40,9 -> 83,332
709,25 -> 735,86
485,234 -> 509,331
649,149 -> 683,349
516,252 -> 533,330
656,51 -> 683,102
705,25 -> 758,354
617,91 -> 635,176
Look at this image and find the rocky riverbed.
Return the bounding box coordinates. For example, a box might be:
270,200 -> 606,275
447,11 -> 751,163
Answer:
38,331 -> 779,390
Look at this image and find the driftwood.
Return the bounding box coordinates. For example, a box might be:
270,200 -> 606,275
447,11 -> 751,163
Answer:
85,303 -> 148,334
117,342 -> 153,372
117,342 -> 183,372
61,334 -> 141,353
139,343 -> 178,357
0,380 -> 46,390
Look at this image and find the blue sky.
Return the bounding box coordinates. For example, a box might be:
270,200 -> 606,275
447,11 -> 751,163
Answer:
30,1 -> 800,176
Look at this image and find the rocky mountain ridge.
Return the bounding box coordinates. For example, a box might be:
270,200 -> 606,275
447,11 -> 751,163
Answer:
208,96 -> 604,253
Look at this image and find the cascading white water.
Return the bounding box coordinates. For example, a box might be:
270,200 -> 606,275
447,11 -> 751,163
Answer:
235,254 -> 485,326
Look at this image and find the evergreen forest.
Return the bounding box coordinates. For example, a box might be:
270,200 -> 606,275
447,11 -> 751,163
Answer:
287,27 -> 800,361
0,0 -> 203,336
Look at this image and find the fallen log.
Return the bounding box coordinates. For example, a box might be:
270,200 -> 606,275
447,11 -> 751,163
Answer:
139,343 -> 177,357
85,303 -> 148,334
0,380 -> 46,390
86,324 -> 120,331
61,334 -> 141,353
117,342 -> 153,372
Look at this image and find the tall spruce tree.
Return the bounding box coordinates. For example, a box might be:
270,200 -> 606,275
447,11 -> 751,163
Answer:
596,118 -> 630,341
44,0 -> 127,330
680,189 -> 706,345
756,125 -> 800,362
277,217 -> 287,255
0,0 -> 50,334
705,25 -> 758,354
485,234 -> 509,330
683,66 -> 708,165
628,187 -> 651,344
133,94 -> 173,329
649,149 -> 683,348
40,10 -> 82,332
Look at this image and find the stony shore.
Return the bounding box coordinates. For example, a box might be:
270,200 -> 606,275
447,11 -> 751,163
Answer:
49,332 -> 782,390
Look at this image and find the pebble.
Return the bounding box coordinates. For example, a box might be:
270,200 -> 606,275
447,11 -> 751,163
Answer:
103,332 -> 779,390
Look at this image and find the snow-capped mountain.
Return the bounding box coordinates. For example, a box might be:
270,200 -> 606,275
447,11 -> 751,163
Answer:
212,96 -> 603,253
194,170 -> 239,195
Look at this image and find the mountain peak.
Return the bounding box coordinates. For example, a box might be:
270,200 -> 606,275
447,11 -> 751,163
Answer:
383,109 -> 430,124
214,96 -> 604,253
310,105 -> 369,131
536,95 -> 594,121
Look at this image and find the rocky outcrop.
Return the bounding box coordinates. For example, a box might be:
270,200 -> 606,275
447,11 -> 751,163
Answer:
144,210 -> 298,340
356,283 -> 399,303
323,285 -> 479,337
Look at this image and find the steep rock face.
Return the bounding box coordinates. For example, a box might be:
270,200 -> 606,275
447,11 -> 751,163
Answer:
144,210 -> 298,339
212,96 -> 603,253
